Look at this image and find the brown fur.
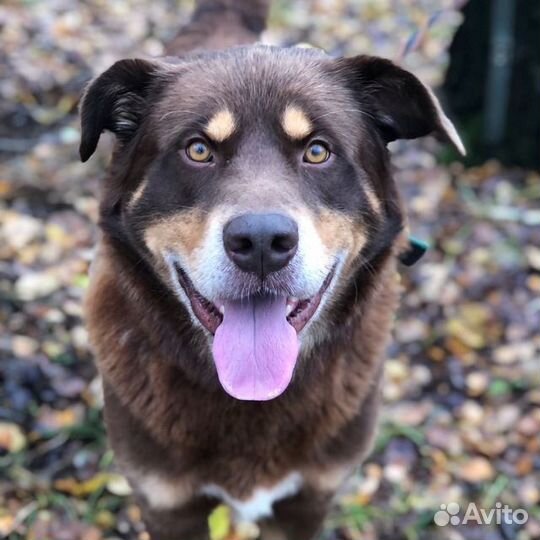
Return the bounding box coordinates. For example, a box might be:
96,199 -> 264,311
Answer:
80,1 -> 463,538
86,237 -> 400,538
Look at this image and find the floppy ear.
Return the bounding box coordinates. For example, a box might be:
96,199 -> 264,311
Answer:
79,58 -> 165,162
336,55 -> 465,155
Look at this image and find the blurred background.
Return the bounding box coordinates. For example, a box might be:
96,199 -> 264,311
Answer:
0,1 -> 539,539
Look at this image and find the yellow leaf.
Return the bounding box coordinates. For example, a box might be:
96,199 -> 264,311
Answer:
446,302 -> 491,350
208,505 -> 231,540
45,224 -> 73,248
0,180 -> 13,197
0,514 -> 15,536
0,422 -> 26,453
94,509 -> 115,529
446,320 -> 485,349
54,473 -> 110,497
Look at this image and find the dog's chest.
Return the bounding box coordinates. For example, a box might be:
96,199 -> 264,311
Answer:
200,472 -> 303,522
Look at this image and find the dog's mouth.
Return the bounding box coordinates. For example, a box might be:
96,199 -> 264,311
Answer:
174,264 -> 335,401
174,264 -> 334,335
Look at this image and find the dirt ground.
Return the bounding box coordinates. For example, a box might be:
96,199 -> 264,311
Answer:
1,1 -> 539,539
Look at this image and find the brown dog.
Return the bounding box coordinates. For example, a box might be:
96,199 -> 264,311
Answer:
80,1 -> 464,539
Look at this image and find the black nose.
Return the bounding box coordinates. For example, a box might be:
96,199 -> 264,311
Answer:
223,213 -> 299,278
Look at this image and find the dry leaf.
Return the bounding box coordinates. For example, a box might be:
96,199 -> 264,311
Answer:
0,422 -> 26,453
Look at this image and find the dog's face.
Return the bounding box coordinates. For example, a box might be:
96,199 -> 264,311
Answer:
80,46 -> 463,400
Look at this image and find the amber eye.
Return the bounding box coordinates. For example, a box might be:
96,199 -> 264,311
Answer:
303,141 -> 330,164
186,140 -> 212,162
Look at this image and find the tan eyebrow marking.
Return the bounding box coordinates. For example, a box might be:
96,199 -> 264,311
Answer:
205,109 -> 236,142
282,105 -> 312,140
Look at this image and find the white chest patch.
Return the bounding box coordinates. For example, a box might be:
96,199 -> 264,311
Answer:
200,472 -> 303,522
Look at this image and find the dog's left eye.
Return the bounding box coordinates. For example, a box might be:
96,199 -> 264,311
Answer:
303,142 -> 330,164
186,140 -> 213,162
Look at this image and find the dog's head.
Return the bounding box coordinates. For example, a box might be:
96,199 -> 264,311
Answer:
80,46 -> 463,401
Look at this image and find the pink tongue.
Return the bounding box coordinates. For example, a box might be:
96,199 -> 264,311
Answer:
212,296 -> 299,401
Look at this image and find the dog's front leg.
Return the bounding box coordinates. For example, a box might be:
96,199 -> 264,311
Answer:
141,495 -> 219,540
268,487 -> 333,540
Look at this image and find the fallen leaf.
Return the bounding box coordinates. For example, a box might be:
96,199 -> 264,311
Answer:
54,473 -> 110,497
0,422 -> 26,453
465,372 -> 489,397
15,272 -> 61,301
208,505 -> 231,540
455,457 -> 495,483
0,514 -> 15,536
525,246 -> 540,270
235,521 -> 260,540
106,473 -> 132,496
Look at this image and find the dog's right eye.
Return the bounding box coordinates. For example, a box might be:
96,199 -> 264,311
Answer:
303,141 -> 330,164
186,140 -> 213,162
